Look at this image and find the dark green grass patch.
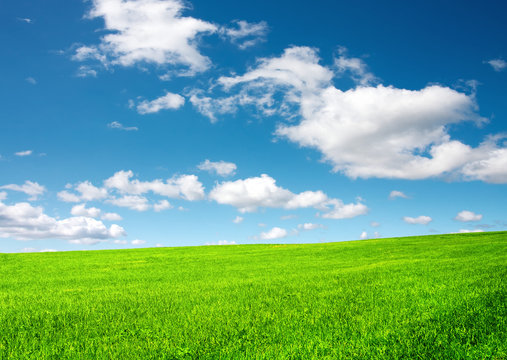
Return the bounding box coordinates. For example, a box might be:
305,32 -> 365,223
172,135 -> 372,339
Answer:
1,232 -> 506,359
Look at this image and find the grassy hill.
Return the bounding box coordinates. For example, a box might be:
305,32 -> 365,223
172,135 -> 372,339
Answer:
0,232 -> 505,359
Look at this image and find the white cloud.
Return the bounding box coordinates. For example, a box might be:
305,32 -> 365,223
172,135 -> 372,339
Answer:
403,216 -> 432,225
389,190 -> 409,200
154,199 -> 172,212
135,92 -> 185,114
206,240 -> 237,245
198,159 -> 237,177
21,247 -> 58,253
0,181 -> 46,200
281,214 -> 297,220
131,239 -> 146,245
107,195 -> 150,211
334,47 -> 377,86
370,221 -> 380,227
57,191 -> 81,203
25,77 -> 37,85
101,212 -> 122,221
233,216 -> 243,224
15,150 -> 32,157
454,210 -> 483,222
198,46 -> 506,183
76,65 -> 98,78
458,229 -> 484,233
0,192 -> 6,201
71,204 -> 101,218
76,181 -> 109,201
320,199 -> 369,219
260,227 -> 287,240
298,223 -> 323,230
360,231 -> 368,239
17,17 -> 33,24
0,199 -> 125,243
486,59 -> 507,72
74,0 -> 217,74
104,170 -> 205,201
209,174 -> 367,219
113,239 -> 128,244
108,121 -> 138,131
221,20 -> 268,49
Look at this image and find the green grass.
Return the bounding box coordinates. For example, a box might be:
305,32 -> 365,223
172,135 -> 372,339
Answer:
0,232 -> 505,359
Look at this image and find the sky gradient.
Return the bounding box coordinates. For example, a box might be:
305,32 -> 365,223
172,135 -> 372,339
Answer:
1,0 -> 506,252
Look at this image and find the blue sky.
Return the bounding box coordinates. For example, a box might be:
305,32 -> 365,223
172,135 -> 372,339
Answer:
0,0 -> 506,252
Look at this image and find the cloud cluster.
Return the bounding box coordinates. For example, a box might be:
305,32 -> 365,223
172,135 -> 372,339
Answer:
74,0 -> 217,74
209,173 -> 367,219
0,199 -> 125,244
58,170 -> 205,212
192,46 -> 507,183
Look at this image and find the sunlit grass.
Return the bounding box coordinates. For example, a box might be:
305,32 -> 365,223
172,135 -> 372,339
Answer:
1,232 -> 505,359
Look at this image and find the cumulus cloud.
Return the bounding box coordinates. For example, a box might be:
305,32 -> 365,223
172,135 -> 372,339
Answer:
15,150 -> 32,157
209,174 -> 367,219
135,92 -> 185,114
389,190 -> 409,200
74,0 -> 217,74
360,231 -> 368,239
198,159 -> 237,177
403,216 -> 432,225
260,227 -> 287,240
70,204 -> 101,218
108,121 -> 138,131
221,20 -> 268,49
233,216 -> 243,224
194,46 -> 507,183
0,199 -> 125,244
486,59 -> 507,72
454,210 -> 483,222
104,170 -> 205,201
320,200 -> 369,219
1,181 -> 46,200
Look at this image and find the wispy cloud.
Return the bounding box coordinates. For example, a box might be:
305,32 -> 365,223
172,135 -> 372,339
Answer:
15,150 -> 33,157
198,159 -> 237,177
108,121 -> 138,131
485,59 -> 507,72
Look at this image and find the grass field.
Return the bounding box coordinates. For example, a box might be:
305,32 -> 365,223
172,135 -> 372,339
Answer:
0,232 -> 505,359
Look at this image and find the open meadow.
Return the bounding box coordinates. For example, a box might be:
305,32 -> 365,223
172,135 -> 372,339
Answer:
0,232 -> 505,359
